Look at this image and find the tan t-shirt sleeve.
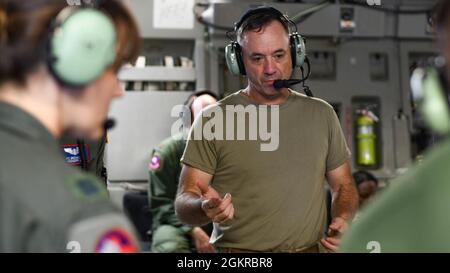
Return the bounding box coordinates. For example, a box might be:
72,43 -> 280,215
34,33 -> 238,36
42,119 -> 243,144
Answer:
180,112 -> 217,175
325,106 -> 351,171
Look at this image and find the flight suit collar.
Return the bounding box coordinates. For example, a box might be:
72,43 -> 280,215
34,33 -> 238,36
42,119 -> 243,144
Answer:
0,101 -> 57,147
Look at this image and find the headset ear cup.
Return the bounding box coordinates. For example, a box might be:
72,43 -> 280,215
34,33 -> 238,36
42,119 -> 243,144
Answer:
49,8 -> 116,87
225,42 -> 245,76
234,43 -> 246,75
290,33 -> 306,68
420,68 -> 450,134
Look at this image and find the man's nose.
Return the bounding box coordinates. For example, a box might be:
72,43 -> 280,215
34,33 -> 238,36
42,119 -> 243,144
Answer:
263,58 -> 277,76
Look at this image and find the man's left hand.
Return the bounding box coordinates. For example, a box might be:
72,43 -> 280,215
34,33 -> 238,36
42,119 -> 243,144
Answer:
190,227 -> 216,253
320,217 -> 348,252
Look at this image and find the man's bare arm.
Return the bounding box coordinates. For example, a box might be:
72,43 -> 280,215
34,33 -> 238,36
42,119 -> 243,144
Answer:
321,161 -> 359,251
326,161 -> 359,222
175,164 -> 234,227
175,165 -> 214,226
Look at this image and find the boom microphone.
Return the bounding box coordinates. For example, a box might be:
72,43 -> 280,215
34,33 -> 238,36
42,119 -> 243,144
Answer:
273,79 -> 305,89
273,56 -> 313,97
273,79 -> 313,97
104,118 -> 116,130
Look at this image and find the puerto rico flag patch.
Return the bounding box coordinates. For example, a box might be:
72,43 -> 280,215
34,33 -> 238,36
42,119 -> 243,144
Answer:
62,144 -> 90,166
149,155 -> 161,170
95,228 -> 138,253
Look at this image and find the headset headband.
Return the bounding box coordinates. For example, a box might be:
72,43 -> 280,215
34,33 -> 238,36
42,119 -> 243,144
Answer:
234,6 -> 297,34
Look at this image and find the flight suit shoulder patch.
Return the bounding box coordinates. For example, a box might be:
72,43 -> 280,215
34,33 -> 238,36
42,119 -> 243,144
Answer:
148,139 -> 181,171
67,213 -> 139,253
95,228 -> 138,253
149,154 -> 161,170
65,173 -> 108,202
149,148 -> 165,171
61,143 -> 91,166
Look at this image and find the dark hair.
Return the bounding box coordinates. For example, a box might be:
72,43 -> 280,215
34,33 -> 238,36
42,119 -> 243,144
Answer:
0,0 -> 140,86
353,170 -> 378,187
236,8 -> 290,43
432,0 -> 450,31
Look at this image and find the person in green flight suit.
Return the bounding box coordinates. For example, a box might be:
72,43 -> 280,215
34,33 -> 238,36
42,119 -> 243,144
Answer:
340,0 -> 450,253
0,0 -> 142,252
149,90 -> 218,253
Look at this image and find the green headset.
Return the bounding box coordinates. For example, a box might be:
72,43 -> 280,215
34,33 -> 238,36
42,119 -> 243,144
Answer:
411,59 -> 450,134
47,3 -> 116,87
224,6 -> 306,76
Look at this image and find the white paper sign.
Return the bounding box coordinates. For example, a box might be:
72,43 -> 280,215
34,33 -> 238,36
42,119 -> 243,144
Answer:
153,0 -> 195,29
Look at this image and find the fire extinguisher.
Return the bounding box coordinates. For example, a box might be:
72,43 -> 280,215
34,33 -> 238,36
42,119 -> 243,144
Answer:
356,109 -> 379,167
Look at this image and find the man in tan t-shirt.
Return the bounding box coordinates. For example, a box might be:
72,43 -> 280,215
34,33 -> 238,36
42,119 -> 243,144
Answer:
175,6 -> 358,253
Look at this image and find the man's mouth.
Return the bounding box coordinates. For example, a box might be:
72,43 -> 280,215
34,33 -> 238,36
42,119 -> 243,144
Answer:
263,80 -> 275,86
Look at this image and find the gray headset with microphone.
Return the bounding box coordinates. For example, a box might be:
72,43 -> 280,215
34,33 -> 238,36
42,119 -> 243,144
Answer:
224,6 -> 306,76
